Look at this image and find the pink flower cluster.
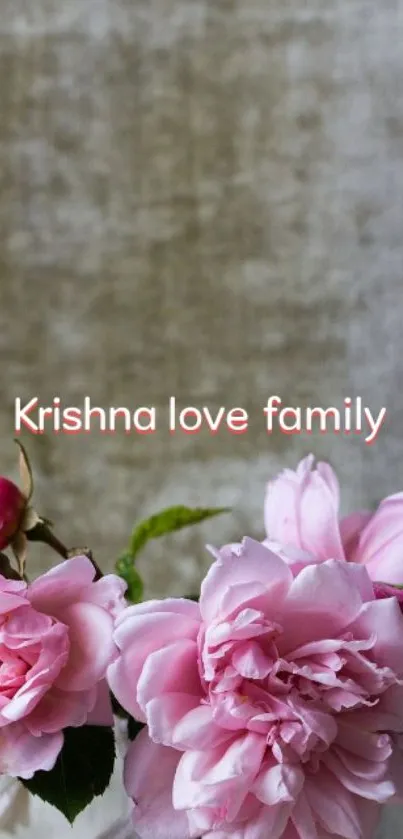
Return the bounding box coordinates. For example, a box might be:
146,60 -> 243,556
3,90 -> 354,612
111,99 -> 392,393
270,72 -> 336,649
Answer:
112,456 -> 403,839
2,455 -> 403,838
0,556 -> 126,779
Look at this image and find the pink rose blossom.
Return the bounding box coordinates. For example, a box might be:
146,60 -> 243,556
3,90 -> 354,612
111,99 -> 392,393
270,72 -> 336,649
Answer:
264,454 -> 345,563
0,478 -> 25,550
109,538 -> 403,839
264,455 -> 403,589
0,557 -> 126,779
344,494 -> 403,585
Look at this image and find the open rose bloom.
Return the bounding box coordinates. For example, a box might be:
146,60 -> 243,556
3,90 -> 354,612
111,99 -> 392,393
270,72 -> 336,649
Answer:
0,556 -> 126,778
109,536 -> 403,839
264,453 -> 403,588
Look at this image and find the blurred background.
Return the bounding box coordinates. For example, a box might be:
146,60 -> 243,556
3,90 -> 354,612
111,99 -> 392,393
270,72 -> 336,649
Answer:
0,1 -> 403,836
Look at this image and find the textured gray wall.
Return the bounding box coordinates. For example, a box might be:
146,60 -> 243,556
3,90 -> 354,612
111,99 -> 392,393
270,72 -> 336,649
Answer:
1,1 -> 403,836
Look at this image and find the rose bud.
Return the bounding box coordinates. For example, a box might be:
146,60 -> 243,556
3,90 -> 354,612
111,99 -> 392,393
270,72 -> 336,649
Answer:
0,477 -> 26,550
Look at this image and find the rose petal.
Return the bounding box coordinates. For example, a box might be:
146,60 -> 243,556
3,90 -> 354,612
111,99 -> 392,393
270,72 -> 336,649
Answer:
340,511 -> 372,559
253,760 -> 304,805
305,769 -> 363,839
280,560 -> 370,650
108,607 -> 200,721
86,679 -> 114,726
0,723 -> 63,778
264,455 -> 344,562
200,538 -> 292,624
137,639 -> 202,711
55,602 -> 116,691
124,730 -> 196,839
347,598 -> 403,674
146,694 -> 202,746
171,705 -> 234,751
27,556 -> 96,613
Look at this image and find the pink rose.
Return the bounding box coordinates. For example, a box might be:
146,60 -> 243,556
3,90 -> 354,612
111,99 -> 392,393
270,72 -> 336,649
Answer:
0,557 -> 126,779
264,454 -> 345,563
264,455 -> 403,591
109,538 -> 403,839
344,494 -> 403,585
0,478 -> 25,550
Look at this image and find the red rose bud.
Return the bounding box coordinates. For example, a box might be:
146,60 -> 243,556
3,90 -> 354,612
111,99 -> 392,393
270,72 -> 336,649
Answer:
0,477 -> 26,550
373,581 -> 403,610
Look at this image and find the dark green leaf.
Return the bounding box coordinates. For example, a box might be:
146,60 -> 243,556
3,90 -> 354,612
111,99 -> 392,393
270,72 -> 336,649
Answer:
21,726 -> 115,824
127,716 -> 145,741
129,505 -> 230,558
115,552 -> 144,602
185,594 -> 200,602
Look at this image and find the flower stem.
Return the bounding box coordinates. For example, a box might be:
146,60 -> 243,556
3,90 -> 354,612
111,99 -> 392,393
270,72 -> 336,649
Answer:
26,522 -> 102,579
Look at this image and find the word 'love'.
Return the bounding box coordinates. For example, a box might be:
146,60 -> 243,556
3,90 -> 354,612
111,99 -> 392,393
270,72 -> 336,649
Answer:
168,398 -> 248,434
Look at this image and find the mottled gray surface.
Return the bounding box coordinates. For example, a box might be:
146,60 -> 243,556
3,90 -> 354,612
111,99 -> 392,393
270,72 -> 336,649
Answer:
1,1 -> 403,836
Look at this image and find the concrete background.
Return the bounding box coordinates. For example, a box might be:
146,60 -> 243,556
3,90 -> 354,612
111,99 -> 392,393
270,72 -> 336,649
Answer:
0,1 -> 403,836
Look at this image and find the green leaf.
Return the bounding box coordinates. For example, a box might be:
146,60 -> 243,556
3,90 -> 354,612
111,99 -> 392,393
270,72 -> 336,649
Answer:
129,505 -> 230,558
115,552 -> 144,603
21,726 -> 115,824
115,505 -> 229,603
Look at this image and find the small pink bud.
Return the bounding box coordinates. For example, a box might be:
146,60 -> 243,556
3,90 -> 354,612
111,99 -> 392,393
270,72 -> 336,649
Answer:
373,581 -> 403,610
0,478 -> 26,550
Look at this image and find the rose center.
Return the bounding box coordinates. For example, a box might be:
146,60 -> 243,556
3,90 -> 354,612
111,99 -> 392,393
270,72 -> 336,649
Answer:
0,654 -> 29,697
